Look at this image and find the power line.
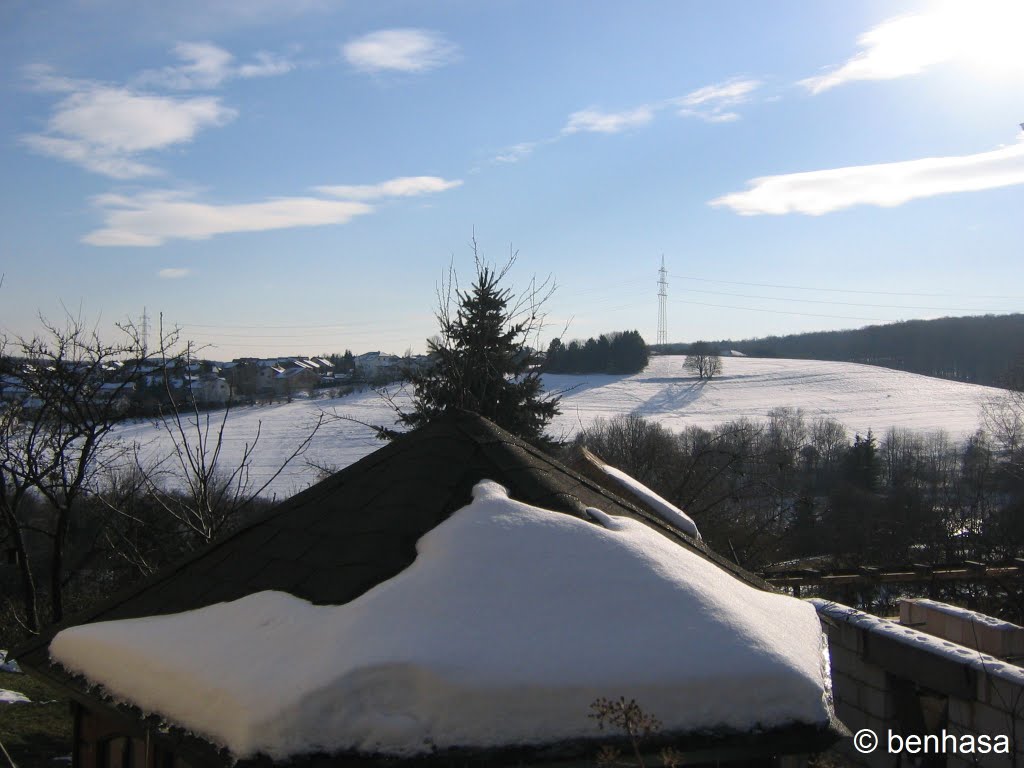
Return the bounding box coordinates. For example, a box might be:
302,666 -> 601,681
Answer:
182,331 -> 373,339
672,299 -> 886,322
670,274 -> 1024,300
180,321 -> 377,330
682,287 -> 1018,313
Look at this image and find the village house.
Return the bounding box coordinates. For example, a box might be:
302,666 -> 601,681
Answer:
196,375 -> 231,405
271,360 -> 321,396
354,351 -> 403,381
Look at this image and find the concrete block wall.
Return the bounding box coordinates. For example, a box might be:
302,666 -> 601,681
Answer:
900,598 -> 1024,661
812,599 -> 1024,767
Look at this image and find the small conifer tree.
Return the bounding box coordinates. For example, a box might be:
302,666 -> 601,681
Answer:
400,244 -> 560,445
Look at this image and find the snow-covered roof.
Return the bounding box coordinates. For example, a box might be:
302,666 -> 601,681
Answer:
0,650 -> 21,674
17,411 -> 836,765
597,463 -> 700,540
0,689 -> 29,704
51,480 -> 830,760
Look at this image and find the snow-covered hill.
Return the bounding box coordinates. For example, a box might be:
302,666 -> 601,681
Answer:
545,355 -> 1000,440
114,356 -> 1006,499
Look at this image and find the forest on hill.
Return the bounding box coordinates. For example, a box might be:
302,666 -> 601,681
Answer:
656,314 -> 1024,388
545,330 -> 649,374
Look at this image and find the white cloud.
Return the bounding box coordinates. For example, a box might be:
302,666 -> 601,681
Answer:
680,79 -> 760,107
343,29 -> 457,73
137,42 -> 294,90
162,42 -> 232,88
677,78 -> 760,122
84,176 -> 460,245
158,268 -> 191,279
22,79 -> 235,179
800,2 -> 1024,94
22,40 -> 291,178
23,63 -> 80,93
800,13 -> 951,94
559,79 -> 758,137
493,77 -> 758,165
710,139 -> 1024,216
83,191 -> 373,246
563,106 -> 654,135
48,88 -> 233,153
237,51 -> 295,79
704,112 -> 740,123
316,176 -> 462,200
493,141 -> 540,164
21,135 -> 161,179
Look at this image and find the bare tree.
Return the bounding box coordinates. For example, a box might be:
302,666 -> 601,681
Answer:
983,389 -> 1024,478
0,312 -> 149,629
683,342 -> 722,380
1,310 -> 326,633
106,327 -> 323,571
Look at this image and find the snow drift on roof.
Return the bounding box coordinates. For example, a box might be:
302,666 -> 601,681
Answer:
0,650 -> 20,674
0,689 -> 29,704
597,463 -> 701,540
50,481 -> 831,760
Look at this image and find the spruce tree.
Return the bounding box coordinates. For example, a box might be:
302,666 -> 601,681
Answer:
399,260 -> 560,445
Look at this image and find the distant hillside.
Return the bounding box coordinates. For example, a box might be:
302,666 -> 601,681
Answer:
119,356 -> 1002,498
656,314 -> 1024,388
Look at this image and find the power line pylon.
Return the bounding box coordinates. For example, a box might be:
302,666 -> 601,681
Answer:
140,307 -> 149,358
657,256 -> 668,346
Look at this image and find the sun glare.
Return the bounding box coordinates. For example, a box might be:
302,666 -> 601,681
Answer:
945,0 -> 1024,78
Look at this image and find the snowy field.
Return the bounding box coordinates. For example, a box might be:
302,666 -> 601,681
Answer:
113,356 -> 1007,499
544,355 -> 1002,439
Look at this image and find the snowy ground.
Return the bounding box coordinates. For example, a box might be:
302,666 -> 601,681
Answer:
112,356 -> 1006,499
545,355 -> 1002,439
0,650 -> 20,674
1,650 -> 28,705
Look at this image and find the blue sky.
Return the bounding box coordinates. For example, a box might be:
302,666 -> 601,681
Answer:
2,0 -> 1023,359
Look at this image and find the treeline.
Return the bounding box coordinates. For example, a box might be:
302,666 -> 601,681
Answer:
571,404 -> 1024,620
545,330 -> 649,374
691,314 -> 1024,387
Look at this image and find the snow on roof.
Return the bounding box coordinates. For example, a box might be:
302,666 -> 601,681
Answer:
1,689 -> 29,704
0,650 -> 21,674
50,481 -> 830,761
597,463 -> 701,540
